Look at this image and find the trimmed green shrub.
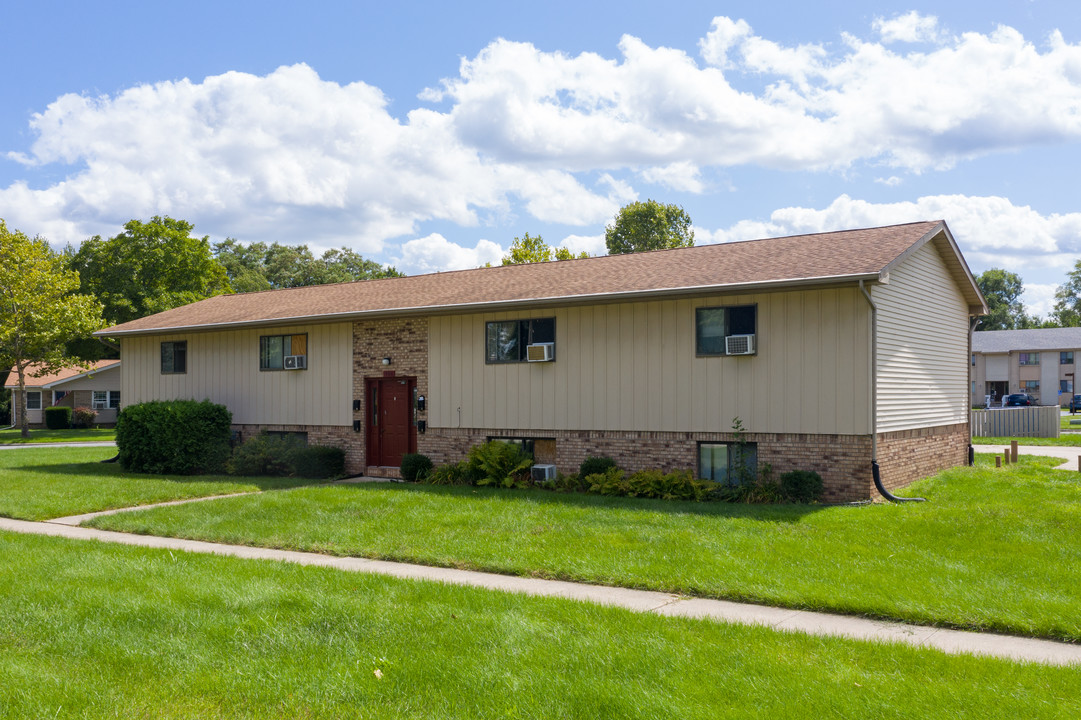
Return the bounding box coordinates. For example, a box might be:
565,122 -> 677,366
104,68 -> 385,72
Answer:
116,400 -> 232,475
424,460 -> 477,486
44,406 -> 73,429
73,406 -> 97,428
468,440 -> 533,488
293,446 -> 346,479
579,455 -> 617,480
780,470 -> 824,503
228,433 -> 305,476
400,453 -> 434,482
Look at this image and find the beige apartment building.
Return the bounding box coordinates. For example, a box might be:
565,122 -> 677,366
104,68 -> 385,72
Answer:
97,221 -> 986,502
971,328 -> 1081,406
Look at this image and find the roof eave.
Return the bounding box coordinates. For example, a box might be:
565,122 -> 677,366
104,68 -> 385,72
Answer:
880,221 -> 988,316
94,272 -> 885,338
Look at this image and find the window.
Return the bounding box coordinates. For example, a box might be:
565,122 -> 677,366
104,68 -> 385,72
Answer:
26,391 -> 41,410
109,391 -> 121,409
485,318 -> 555,363
53,390 -> 67,405
488,436 -> 536,458
1018,352 -> 1040,366
696,305 -> 756,356
1061,380 -> 1073,394
1062,352 -> 1074,365
971,354 -> 976,366
698,442 -> 757,485
260,333 -> 308,370
92,391 -> 108,409
161,341 -> 187,374
1023,380 -> 1040,395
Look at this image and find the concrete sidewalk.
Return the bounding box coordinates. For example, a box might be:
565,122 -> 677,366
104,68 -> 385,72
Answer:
2,515 -> 1078,666
973,444 -> 1081,470
0,441 -> 117,450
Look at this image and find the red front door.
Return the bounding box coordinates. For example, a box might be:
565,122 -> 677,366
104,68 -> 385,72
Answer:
366,377 -> 416,467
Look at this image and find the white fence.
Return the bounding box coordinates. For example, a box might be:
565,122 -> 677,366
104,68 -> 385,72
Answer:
970,406 -> 1061,438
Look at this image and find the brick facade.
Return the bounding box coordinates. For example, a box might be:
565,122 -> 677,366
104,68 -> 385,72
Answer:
352,317 -> 430,471
876,422 -> 970,493
419,427 -> 879,502
232,424 -> 363,474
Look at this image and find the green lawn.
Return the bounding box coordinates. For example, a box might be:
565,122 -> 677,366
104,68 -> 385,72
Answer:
89,454 -> 1081,641
0,532 -> 1076,719
0,446 -> 315,521
0,427 -> 115,444
975,435 -> 1081,447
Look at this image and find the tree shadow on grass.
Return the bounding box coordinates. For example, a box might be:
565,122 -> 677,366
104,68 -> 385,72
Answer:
331,480 -> 844,524
9,460 -> 317,492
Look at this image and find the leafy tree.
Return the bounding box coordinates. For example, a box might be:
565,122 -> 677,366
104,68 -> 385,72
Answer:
501,233 -> 587,265
605,200 -> 694,255
213,240 -> 402,291
975,269 -> 1038,331
0,221 -> 104,438
71,216 -> 232,326
1051,260 -> 1081,327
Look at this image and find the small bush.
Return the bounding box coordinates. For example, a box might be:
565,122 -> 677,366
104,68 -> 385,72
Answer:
293,446 -> 346,479
579,456 -> 617,480
116,400 -> 232,475
400,453 -> 434,482
228,433 -> 305,476
424,460 -> 477,486
44,406 -> 73,429
780,470 -> 824,503
73,406 -> 98,429
468,440 -> 533,488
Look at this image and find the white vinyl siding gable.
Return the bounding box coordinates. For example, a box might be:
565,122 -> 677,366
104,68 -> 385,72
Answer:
872,242 -> 970,432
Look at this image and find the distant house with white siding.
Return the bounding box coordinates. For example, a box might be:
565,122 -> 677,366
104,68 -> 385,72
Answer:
95,221 -> 986,502
5,361 -> 122,427
971,327 -> 1081,406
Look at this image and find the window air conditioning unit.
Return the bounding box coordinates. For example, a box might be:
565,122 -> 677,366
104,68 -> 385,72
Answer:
284,355 -> 307,370
725,334 -> 756,356
526,342 -> 555,362
531,464 -> 557,482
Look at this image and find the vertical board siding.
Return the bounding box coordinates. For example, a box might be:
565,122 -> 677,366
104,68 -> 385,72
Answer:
429,288 -> 871,435
872,242 -> 970,433
120,323 -> 352,426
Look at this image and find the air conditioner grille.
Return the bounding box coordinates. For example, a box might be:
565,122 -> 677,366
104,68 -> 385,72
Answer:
725,334 -> 755,355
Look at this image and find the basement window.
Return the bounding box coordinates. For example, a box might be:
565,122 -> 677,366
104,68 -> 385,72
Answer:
698,442 -> 757,485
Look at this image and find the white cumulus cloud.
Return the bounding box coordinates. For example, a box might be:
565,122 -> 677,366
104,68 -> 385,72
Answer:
392,233 -> 504,274
873,11 -> 943,44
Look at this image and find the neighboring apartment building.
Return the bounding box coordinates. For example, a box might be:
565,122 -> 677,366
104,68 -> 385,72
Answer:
4,361 -> 122,427
971,327 -> 1081,406
95,221 -> 986,502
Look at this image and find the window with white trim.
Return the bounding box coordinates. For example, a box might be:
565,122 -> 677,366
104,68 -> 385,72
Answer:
26,391 -> 41,410
92,391 -> 108,409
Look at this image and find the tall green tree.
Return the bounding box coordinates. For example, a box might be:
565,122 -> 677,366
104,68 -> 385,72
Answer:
604,200 -> 694,255
0,221 -> 104,438
975,268 -> 1037,331
71,216 -> 232,326
1051,260 -> 1081,327
501,233 -> 587,265
213,240 -> 402,291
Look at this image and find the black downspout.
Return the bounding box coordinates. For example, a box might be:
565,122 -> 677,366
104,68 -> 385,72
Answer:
860,279 -> 926,503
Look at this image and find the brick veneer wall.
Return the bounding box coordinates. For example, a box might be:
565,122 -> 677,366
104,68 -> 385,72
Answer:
351,317 -> 430,470
232,424 -> 362,474
875,422 -> 970,493
419,427 -> 877,502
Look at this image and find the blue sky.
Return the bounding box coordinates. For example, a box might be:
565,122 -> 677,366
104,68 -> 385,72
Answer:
2,1 -> 1079,315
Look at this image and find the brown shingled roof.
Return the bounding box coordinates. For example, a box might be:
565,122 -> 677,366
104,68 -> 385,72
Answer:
97,221 -> 983,336
4,360 -> 121,388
